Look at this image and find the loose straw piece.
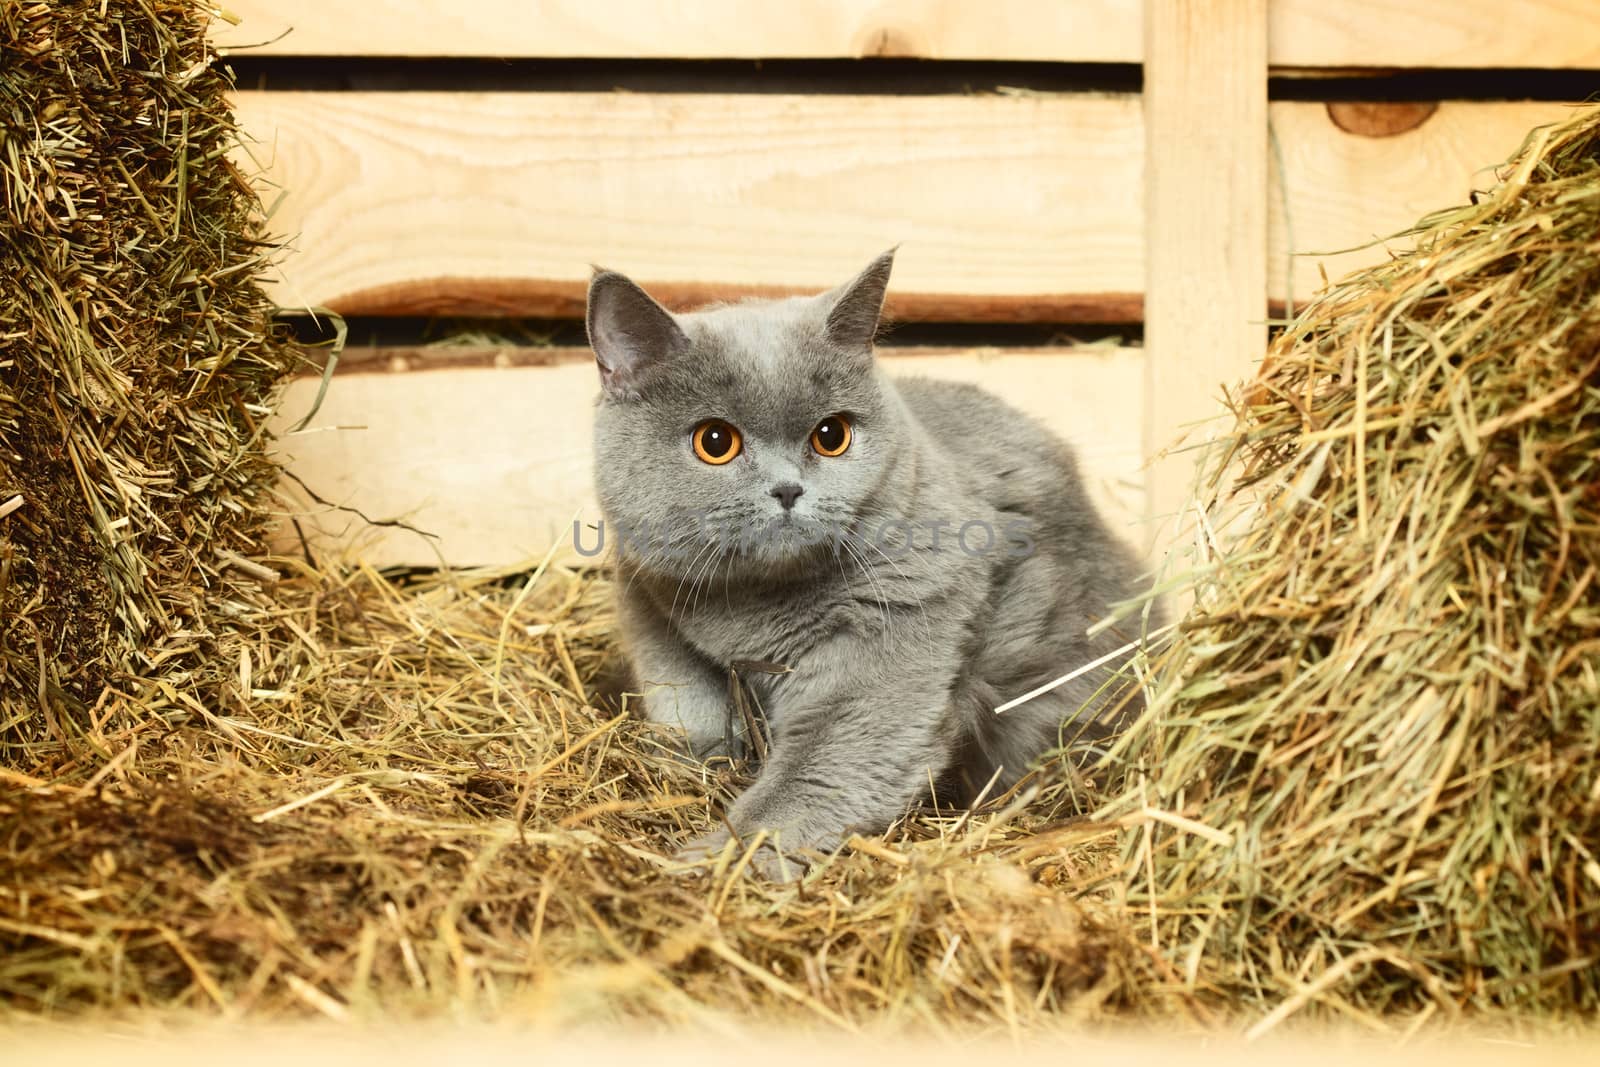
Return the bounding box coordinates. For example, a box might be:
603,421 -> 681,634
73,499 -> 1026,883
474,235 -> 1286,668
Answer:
994,622 -> 1178,714
1122,805 -> 1234,847
283,974 -> 351,1022
251,777 -> 349,824
217,548 -> 280,583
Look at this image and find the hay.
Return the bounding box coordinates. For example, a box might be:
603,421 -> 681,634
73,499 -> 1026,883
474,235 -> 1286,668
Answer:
0,1 -> 291,759
1099,104 -> 1600,1026
3,0 -> 1596,1034
0,0 -> 1152,1030
2,560 -> 1151,1027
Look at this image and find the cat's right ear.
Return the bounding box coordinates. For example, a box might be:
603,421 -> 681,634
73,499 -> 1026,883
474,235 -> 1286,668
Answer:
586,270 -> 688,398
822,248 -> 896,352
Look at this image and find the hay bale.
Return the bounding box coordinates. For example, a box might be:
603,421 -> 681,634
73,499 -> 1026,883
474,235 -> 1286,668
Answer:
1104,105 -> 1600,1022
0,1 -> 290,761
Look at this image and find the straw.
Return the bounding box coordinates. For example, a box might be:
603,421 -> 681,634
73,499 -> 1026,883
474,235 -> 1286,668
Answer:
3,0 -> 1596,1034
1,558 -> 1147,1027
1096,103 -> 1600,1026
0,0 -> 294,761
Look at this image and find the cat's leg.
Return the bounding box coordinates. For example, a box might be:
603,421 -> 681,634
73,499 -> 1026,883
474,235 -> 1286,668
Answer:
616,591 -> 733,759
684,676 -> 957,877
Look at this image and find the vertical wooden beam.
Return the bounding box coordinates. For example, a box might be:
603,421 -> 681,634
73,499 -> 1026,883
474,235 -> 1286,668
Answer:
1142,0 -> 1268,552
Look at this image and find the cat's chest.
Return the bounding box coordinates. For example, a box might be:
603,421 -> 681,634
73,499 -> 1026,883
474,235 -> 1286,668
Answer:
669,580 -> 852,670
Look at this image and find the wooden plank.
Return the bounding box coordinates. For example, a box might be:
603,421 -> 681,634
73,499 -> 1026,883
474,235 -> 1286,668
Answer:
235,92 -> 1575,326
211,1 -> 1142,61
316,279 -> 1142,326
1142,1 -> 1268,550
269,347 -> 1149,569
233,91 -> 1146,321
1268,100 -> 1579,307
1270,0 -> 1600,70
213,1 -> 1600,67
290,343 -> 1127,374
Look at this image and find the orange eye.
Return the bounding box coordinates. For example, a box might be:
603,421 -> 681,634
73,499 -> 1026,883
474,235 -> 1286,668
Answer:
810,415 -> 852,457
692,420 -> 742,465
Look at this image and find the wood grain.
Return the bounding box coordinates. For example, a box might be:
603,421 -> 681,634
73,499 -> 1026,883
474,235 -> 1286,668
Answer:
1268,101 -> 1579,307
212,0 -> 1142,61
295,343 -> 1111,374
1324,102 -> 1439,139
270,347 -> 1150,569
1270,0 -> 1600,69
1142,0 -> 1268,549
235,92 -> 1577,323
326,277 -> 1144,325
233,90 -> 1147,318
214,0 -> 1600,67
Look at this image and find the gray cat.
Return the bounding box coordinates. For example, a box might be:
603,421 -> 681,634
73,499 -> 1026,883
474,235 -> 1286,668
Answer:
586,251 -> 1151,877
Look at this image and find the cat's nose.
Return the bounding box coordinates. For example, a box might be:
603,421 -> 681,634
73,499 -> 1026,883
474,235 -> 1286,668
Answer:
769,483 -> 804,510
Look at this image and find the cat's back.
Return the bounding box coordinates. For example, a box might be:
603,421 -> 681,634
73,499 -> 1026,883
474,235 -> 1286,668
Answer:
887,374 -> 1091,518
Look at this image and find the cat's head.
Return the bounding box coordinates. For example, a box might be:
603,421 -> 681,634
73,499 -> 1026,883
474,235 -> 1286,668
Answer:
587,251 -> 903,578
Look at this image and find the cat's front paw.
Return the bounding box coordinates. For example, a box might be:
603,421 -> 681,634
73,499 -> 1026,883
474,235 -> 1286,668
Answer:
674,827 -> 732,866
672,827 -> 809,882
638,691 -> 741,763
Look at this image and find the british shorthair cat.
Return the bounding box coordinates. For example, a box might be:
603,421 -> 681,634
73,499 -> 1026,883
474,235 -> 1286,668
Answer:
586,251 -> 1151,877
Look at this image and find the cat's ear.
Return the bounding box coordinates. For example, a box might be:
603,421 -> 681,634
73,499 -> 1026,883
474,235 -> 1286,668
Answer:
586,269 -> 688,396
822,248 -> 896,352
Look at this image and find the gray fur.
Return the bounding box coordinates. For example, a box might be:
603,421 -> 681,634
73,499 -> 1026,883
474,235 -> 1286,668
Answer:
586,252 -> 1152,876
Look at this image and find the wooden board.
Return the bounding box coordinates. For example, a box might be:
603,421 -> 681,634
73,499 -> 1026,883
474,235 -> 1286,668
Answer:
213,0 -> 1142,61
1142,0 -> 1267,550
232,91 -> 1146,322
1268,100 -> 1580,307
234,92 -> 1579,321
269,347 -> 1150,569
1270,0 -> 1600,70
213,0 -> 1600,67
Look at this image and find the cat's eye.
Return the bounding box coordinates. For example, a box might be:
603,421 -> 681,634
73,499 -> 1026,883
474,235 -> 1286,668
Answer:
810,415 -> 852,457
692,419 -> 742,465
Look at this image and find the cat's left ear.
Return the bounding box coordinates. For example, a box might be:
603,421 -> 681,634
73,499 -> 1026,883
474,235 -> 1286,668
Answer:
822,248 -> 896,352
586,269 -> 688,398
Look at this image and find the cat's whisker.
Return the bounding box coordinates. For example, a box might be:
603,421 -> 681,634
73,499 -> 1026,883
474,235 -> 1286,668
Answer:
668,540 -> 718,624
854,541 -> 904,643
839,536 -> 893,638
831,540 -> 875,630
847,531 -> 933,649
616,535 -> 683,603
688,542 -> 726,619
828,542 -> 865,627
870,539 -> 937,649
624,546 -> 672,601
720,542 -> 738,614
691,523 -> 741,618
688,541 -> 727,618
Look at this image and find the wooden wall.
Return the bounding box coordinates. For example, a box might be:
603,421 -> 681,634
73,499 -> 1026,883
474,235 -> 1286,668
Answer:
215,1 -> 1600,66
221,2 -> 1595,568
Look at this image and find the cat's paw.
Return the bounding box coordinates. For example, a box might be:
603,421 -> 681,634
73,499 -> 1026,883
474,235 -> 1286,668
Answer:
638,690 -> 741,763
673,827 -> 732,867
672,828 -> 808,882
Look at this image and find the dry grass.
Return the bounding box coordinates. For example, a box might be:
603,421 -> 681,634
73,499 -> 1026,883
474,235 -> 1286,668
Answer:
0,0 -> 1154,1033
2,0 -> 1597,1038
1097,105 -> 1600,1029
1,558 -> 1152,1029
0,0 -> 293,757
